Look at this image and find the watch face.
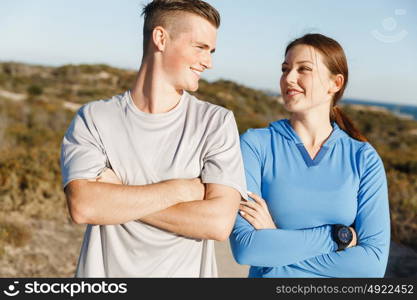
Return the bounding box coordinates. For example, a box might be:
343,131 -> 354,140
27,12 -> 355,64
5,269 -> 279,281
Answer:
338,227 -> 352,244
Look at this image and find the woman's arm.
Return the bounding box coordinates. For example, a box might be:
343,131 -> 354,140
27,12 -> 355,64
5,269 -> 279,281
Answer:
230,131 -> 339,267
271,144 -> 390,277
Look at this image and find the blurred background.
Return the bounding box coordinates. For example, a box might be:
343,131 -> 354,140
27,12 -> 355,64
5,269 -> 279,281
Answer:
0,0 -> 416,277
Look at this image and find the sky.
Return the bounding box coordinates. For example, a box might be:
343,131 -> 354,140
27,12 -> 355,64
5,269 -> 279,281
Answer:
1,0 -> 416,105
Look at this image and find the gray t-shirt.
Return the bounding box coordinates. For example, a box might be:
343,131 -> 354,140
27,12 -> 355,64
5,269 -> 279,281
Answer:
60,90 -> 247,277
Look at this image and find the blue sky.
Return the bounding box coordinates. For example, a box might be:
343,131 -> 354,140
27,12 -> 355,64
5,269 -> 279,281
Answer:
1,0 -> 416,105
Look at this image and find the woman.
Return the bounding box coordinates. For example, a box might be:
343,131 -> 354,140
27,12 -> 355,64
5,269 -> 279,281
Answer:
230,33 -> 390,277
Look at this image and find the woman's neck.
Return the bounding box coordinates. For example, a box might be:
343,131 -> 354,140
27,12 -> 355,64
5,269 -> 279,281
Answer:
289,113 -> 333,149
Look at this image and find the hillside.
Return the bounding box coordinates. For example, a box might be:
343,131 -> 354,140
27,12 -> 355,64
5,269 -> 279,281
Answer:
0,62 -> 416,276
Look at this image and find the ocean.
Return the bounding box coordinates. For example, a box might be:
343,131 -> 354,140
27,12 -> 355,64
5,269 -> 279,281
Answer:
343,99 -> 417,121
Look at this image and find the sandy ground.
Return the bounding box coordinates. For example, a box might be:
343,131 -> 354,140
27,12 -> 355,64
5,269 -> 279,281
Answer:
214,241 -> 249,277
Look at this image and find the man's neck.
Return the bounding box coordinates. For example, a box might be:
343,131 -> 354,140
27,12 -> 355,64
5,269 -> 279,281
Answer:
130,61 -> 183,114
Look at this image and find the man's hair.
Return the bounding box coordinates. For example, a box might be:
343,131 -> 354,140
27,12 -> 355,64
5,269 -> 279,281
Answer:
141,0 -> 220,55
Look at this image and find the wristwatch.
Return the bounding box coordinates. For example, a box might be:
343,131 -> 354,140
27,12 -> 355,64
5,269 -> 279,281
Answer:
332,224 -> 353,251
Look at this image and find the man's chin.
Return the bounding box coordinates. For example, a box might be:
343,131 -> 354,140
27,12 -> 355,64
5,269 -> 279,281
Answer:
187,84 -> 199,92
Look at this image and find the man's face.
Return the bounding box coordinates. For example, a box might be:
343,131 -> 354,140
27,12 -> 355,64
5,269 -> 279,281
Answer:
162,14 -> 217,92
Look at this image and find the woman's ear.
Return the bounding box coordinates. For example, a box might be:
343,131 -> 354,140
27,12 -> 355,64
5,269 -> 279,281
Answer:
329,74 -> 344,94
152,26 -> 168,52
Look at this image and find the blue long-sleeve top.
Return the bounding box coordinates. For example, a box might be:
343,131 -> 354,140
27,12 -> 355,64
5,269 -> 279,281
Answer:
230,119 -> 390,277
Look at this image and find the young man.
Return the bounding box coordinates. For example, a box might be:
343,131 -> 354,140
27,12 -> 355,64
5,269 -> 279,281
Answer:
60,0 -> 247,277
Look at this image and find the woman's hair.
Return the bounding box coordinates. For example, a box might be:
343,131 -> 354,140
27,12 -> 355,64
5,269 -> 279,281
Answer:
285,33 -> 368,142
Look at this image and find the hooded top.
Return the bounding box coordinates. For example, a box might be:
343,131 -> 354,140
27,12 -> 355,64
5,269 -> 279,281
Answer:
230,119 -> 390,278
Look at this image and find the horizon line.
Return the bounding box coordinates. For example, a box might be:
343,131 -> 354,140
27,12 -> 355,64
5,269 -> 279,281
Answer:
1,59 -> 416,108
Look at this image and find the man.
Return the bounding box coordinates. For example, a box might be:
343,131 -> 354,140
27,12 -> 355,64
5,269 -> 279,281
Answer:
61,0 -> 247,277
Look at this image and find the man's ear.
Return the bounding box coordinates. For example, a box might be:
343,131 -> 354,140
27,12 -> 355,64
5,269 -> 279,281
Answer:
329,74 -> 344,94
152,26 -> 169,52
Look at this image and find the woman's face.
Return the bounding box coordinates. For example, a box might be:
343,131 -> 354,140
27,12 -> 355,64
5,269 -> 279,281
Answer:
280,44 -> 340,114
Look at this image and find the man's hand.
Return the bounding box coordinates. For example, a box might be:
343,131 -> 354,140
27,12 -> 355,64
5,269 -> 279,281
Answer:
95,168 -> 205,203
93,168 -> 122,184
176,178 -> 205,204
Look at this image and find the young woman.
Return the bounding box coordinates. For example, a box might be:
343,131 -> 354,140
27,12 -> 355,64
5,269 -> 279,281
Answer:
230,33 -> 390,277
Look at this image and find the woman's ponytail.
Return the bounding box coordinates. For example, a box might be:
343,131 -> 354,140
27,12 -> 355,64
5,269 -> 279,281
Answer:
331,105 -> 368,142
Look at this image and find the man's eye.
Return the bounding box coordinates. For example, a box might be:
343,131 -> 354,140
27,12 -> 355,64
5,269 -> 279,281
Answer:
281,67 -> 288,72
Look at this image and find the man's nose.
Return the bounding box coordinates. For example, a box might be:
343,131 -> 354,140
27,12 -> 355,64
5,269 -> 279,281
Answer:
201,53 -> 213,70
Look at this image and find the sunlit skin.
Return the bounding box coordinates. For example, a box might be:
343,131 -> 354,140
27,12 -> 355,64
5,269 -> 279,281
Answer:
160,13 -> 216,93
131,13 -> 217,114
280,45 -> 339,115
239,44 -> 357,247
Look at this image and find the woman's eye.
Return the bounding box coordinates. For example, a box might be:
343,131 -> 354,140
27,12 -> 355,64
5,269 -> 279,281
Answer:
281,68 -> 288,72
299,66 -> 311,72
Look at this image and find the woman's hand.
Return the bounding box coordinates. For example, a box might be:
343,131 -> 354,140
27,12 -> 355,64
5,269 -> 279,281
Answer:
347,227 -> 357,248
239,191 -> 277,230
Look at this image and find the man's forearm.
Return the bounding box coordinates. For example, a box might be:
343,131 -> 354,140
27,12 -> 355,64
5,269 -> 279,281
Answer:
140,200 -> 225,240
65,179 -> 199,225
140,184 -> 241,241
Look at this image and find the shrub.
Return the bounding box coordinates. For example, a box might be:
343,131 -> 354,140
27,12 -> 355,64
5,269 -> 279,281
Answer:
27,85 -> 43,96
